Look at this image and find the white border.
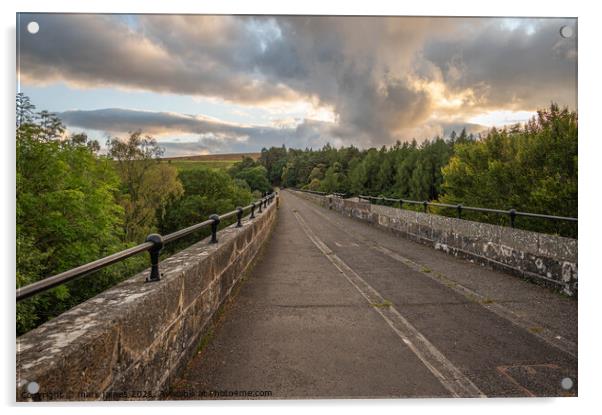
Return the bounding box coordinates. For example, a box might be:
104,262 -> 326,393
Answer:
2,1 -> 600,414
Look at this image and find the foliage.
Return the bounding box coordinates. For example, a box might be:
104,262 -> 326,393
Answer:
228,156 -> 272,193
107,131 -> 184,243
159,167 -> 254,248
259,146 -> 288,185
15,96 -> 263,335
16,95 -> 129,334
258,103 -> 577,236
440,104 -> 577,236
15,96 -> 578,335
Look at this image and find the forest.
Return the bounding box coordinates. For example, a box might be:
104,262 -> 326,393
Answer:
259,103 -> 577,237
16,94 -> 269,335
16,93 -> 577,335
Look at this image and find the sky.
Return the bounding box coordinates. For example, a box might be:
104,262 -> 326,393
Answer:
17,14 -> 577,156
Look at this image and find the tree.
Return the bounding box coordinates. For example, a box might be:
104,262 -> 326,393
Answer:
159,167 -> 253,240
36,110 -> 65,141
17,102 -> 126,334
107,131 -> 183,242
440,103 -> 577,236
320,162 -> 348,193
259,146 -> 288,186
308,165 -> 325,181
228,156 -> 259,176
230,164 -> 271,193
16,92 -> 35,127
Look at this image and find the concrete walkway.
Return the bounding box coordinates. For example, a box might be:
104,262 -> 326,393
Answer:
168,190 -> 577,399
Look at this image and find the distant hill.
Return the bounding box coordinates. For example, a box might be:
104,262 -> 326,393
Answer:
161,152 -> 261,162
160,152 -> 261,171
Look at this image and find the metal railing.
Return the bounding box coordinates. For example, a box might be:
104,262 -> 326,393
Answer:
358,195 -> 577,228
296,189 -> 327,196
292,188 -> 576,228
16,192 -> 277,302
291,189 -> 347,198
356,195 -> 577,228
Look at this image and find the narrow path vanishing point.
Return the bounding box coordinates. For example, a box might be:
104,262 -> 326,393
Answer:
168,190 -> 577,399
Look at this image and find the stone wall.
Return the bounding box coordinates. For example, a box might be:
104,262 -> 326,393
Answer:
291,190 -> 577,296
16,197 -> 278,401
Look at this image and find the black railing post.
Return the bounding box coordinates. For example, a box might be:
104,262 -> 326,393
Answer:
509,209 -> 517,228
399,199 -> 403,210
258,199 -> 263,213
236,207 -> 243,227
423,201 -> 428,213
457,204 -> 463,219
210,214 -> 220,243
250,203 -> 256,219
145,233 -> 164,282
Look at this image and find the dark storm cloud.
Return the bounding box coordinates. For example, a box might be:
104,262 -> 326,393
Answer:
18,14 -> 298,104
20,14 -> 577,149
59,108 -> 344,156
247,16 -> 452,144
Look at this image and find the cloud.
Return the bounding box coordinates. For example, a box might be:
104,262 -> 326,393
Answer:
20,14 -> 577,150
58,108 -> 348,156
18,14 -> 299,105
421,18 -> 577,112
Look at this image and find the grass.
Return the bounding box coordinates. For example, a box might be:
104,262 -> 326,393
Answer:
371,299 -> 393,308
161,152 -> 260,171
195,327 -> 215,354
163,152 -> 260,162
165,160 -> 237,171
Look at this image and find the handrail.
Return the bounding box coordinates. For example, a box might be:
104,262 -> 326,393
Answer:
291,188 -> 576,227
296,189 -> 327,195
16,192 -> 277,302
292,188 -> 347,198
357,194 -> 577,226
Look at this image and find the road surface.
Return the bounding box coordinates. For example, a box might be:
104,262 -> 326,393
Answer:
168,190 -> 577,399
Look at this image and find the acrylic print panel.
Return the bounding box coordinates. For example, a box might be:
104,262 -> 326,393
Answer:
16,13 -> 577,401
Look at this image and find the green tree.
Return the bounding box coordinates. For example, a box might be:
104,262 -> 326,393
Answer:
259,145 -> 288,185
107,131 -> 184,242
320,162 -> 349,193
230,165 -> 271,193
160,167 -> 253,241
17,100 -> 127,334
228,156 -> 259,176
440,104 -> 577,236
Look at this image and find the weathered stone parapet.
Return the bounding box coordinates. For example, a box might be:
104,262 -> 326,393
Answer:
291,190 -> 577,296
16,198 -> 278,401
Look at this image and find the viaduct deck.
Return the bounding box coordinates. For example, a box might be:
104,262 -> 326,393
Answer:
168,190 -> 577,399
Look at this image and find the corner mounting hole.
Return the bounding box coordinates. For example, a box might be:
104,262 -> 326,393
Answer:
27,381 -> 40,394
561,377 -> 573,390
559,25 -> 573,38
27,21 -> 39,34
